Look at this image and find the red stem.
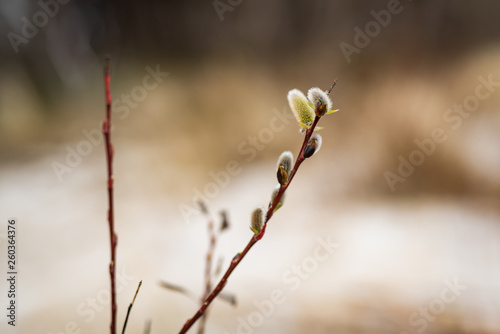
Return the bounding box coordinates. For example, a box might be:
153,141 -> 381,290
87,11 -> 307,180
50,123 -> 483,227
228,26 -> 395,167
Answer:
177,116 -> 321,334
103,57 -> 117,334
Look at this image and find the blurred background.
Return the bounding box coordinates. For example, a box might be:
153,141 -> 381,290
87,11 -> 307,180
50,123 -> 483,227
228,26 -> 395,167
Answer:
1,0 -> 500,333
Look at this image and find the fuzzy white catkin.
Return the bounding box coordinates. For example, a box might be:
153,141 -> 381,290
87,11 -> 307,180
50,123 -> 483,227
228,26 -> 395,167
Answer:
307,87 -> 333,111
277,151 -> 293,173
250,207 -> 264,233
287,89 -> 315,128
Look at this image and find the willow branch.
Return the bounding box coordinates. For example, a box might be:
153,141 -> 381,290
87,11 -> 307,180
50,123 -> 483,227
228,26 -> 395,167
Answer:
177,116 -> 321,334
103,57 -> 117,334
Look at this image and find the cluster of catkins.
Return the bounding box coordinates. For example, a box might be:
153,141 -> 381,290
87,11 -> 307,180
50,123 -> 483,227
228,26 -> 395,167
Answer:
250,86 -> 338,234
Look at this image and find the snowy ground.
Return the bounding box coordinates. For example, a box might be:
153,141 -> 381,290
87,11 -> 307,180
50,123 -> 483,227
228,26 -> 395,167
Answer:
0,139 -> 499,334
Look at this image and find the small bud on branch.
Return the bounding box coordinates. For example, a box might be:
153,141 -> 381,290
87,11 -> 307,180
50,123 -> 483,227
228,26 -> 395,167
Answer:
250,207 -> 264,234
276,151 -> 293,186
307,87 -> 333,117
269,184 -> 286,212
303,134 -> 322,159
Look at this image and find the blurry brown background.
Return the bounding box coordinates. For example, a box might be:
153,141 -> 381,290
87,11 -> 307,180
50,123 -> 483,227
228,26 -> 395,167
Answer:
0,1 -> 499,333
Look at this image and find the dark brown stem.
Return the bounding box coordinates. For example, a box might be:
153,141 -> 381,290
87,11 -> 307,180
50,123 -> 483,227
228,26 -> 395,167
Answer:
177,116 -> 321,334
122,280 -> 142,334
266,116 -> 320,222
103,57 -> 117,334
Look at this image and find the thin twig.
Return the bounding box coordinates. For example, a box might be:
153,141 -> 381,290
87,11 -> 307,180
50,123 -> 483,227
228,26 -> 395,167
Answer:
103,56 -> 117,334
159,280 -> 235,306
327,79 -> 338,95
178,114 -> 323,334
158,281 -> 197,299
197,205 -> 217,334
122,280 -> 143,334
